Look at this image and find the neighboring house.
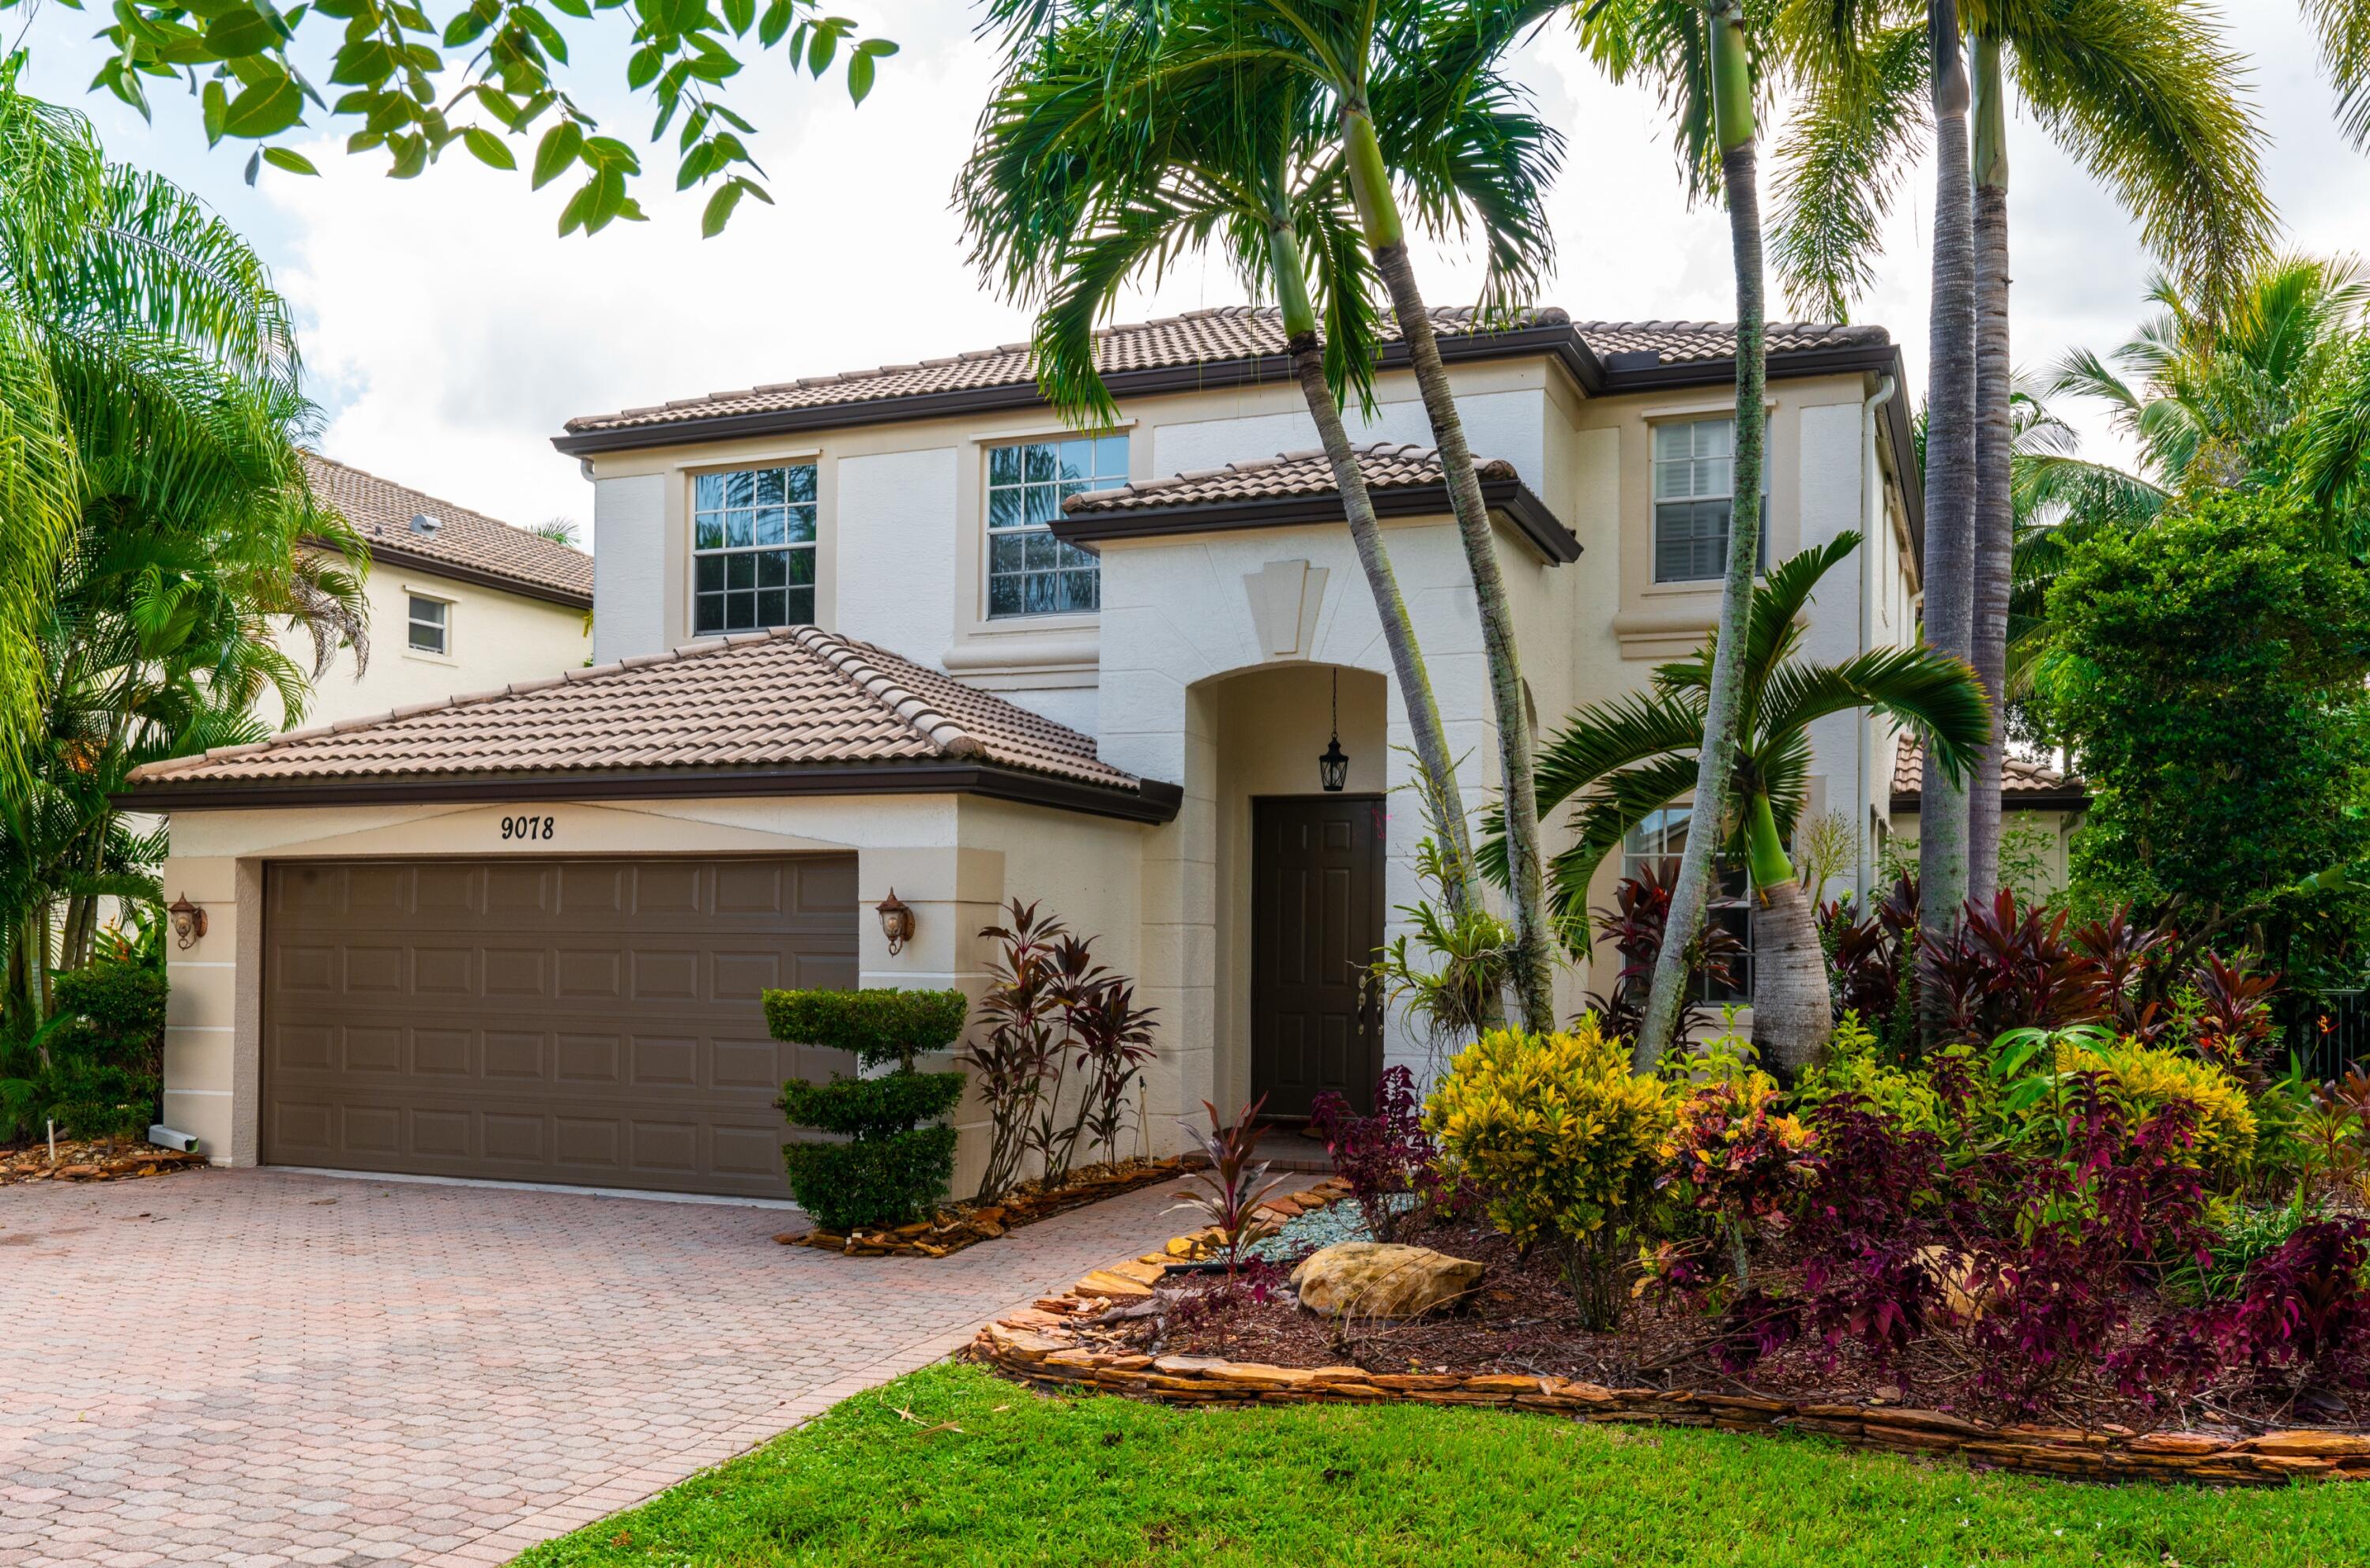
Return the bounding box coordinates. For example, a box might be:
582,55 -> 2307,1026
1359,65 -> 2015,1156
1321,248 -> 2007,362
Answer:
1887,738 -> 2091,902
291,453 -> 593,727
126,305 -> 1922,1201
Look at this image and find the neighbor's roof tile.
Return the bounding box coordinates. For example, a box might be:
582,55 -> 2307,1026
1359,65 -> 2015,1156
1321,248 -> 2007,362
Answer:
1893,735 -> 2085,799
128,626 -> 1140,795
563,306 -> 1887,436
304,452 -> 593,604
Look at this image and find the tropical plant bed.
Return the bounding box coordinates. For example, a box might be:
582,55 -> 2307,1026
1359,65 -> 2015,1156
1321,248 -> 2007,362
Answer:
0,1137 -> 206,1186
968,1213 -> 2370,1487
773,1156 -> 1210,1258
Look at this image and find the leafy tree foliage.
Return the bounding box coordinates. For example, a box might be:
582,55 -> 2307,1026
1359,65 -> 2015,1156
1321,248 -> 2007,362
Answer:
2042,492 -> 2370,992
60,0 -> 894,234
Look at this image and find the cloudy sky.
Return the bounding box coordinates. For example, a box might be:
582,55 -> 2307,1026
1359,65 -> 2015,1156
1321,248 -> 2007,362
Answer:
16,3 -> 2364,540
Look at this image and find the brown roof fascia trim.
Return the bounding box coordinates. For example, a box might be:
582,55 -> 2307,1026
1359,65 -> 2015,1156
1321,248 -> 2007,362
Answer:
314,536 -> 595,610
1890,785 -> 2090,814
117,761 -> 1183,824
549,324 -> 1604,457
1054,474 -> 1581,564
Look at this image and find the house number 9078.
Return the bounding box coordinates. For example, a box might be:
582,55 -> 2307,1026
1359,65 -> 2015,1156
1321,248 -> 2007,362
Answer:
500,815 -> 556,840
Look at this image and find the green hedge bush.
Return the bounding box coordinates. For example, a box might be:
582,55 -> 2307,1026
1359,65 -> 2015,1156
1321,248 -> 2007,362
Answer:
768,986 -> 973,1230
782,1126 -> 961,1231
764,987 -> 969,1071
780,1071 -> 966,1139
2,956 -> 168,1142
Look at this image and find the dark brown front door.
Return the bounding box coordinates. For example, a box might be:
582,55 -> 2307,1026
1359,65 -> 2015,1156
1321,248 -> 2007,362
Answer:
1251,795 -> 1386,1119
261,855 -> 857,1198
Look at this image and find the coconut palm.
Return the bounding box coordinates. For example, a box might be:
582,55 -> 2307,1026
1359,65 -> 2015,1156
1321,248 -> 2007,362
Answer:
1497,534 -> 1988,1075
959,9 -> 1561,935
1570,0 -> 1778,1071
984,0 -> 1568,1031
1773,0 -> 2273,916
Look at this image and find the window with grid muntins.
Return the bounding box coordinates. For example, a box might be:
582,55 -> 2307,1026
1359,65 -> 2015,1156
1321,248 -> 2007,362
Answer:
1653,417 -> 1768,583
987,433 -> 1126,618
694,464 -> 818,635
1622,807 -> 1753,1002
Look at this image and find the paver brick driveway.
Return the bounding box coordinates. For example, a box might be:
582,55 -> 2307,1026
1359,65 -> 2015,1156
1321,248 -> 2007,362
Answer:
0,1168 -> 1186,1568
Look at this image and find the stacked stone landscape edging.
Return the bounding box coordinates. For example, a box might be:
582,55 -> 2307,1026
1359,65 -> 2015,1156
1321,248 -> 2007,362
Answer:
0,1140 -> 207,1186
965,1183 -> 2370,1487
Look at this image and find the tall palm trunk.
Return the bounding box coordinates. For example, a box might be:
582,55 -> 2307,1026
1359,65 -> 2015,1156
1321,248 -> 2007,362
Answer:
1635,1 -> 1768,1074
1918,0 -> 1979,1032
1743,789 -> 1828,1078
1967,33 -> 2012,908
1268,216 -> 1485,926
1340,101 -> 1557,1036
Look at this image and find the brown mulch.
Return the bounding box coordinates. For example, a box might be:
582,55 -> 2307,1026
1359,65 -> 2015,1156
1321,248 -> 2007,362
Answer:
1098,1216 -> 2370,1437
775,1156 -> 1195,1258
0,1137 -> 208,1186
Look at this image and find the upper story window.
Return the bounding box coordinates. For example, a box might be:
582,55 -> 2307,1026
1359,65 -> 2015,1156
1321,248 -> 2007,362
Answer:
407,593 -> 449,656
694,464 -> 817,635
1653,417 -> 1768,583
987,434 -> 1125,618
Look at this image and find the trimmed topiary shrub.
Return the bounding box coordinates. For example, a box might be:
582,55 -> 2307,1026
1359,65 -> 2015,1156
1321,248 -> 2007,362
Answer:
769,987 -> 969,1231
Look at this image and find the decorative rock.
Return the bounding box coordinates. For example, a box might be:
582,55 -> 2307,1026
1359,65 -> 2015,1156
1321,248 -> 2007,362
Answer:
2239,1431 -> 2370,1458
1288,1243 -> 1486,1320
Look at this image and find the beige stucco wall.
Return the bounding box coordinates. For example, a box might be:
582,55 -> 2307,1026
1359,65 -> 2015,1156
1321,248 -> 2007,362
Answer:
275,558 -> 591,731
1883,805 -> 2086,905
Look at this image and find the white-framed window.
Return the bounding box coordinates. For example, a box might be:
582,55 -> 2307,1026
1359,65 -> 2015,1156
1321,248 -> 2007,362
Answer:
985,433 -> 1125,618
694,464 -> 818,635
406,593 -> 450,656
1653,417 -> 1769,583
1622,807 -> 1752,1002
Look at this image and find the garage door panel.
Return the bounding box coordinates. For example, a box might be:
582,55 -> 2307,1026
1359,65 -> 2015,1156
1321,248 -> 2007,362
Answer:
263,855 -> 856,1198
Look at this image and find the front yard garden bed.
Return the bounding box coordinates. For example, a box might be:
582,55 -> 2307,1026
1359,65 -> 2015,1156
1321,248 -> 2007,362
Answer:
774,1155 -> 1197,1257
0,1136 -> 205,1186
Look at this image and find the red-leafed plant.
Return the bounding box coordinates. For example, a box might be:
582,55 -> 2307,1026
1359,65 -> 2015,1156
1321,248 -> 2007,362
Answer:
1585,862 -> 1744,1045
1066,977 -> 1158,1168
1920,889 -> 2109,1047
1661,1075 -> 1817,1290
1172,1096 -> 1290,1280
1819,874 -> 1920,1049
1308,1066 -> 1435,1245
2069,907 -> 2177,1043
2188,951 -> 2282,1079
2116,1216 -> 2370,1414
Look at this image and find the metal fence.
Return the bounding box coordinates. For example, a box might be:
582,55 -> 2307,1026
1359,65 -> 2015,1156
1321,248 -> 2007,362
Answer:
2293,989 -> 2370,1081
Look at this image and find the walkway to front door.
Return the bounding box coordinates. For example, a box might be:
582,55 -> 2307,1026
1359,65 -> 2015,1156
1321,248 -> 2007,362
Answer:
1251,794 -> 1386,1119
0,1168 -> 1186,1568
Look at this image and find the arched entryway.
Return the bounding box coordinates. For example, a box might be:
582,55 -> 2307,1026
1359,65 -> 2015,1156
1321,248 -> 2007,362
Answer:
1199,662 -> 1392,1119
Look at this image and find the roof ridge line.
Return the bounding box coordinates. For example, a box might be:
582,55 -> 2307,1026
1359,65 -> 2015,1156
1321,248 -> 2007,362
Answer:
302,449 -> 590,561
787,626 -> 985,760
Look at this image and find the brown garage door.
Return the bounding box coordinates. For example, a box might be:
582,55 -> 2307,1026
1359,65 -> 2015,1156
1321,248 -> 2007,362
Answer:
262,855 -> 858,1198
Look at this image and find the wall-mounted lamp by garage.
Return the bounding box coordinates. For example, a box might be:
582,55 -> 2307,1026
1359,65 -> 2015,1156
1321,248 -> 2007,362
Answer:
876,889 -> 916,956
167,893 -> 208,950
1317,668 -> 1349,793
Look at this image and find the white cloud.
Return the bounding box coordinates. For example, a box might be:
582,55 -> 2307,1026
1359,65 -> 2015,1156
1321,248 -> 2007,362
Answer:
20,2 -> 2368,533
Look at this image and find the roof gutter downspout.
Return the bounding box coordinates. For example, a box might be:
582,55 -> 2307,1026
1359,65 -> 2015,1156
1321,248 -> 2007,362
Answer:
1857,370 -> 1899,912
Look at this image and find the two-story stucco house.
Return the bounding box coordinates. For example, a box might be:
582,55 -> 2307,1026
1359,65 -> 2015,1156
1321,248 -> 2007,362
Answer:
124,305 -> 1922,1202
294,452 -> 594,725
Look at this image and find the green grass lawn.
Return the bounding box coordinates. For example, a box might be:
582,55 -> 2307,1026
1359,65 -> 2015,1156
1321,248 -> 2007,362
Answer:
517,1363 -> 2370,1568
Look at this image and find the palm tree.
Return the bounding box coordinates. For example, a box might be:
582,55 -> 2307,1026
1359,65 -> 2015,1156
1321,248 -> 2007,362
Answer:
959,10 -> 1561,934
2004,258 -> 2368,693
2306,0 -> 2370,149
1571,0 -> 1777,1071
0,93 -> 367,1028
1773,0 -> 2273,914
1499,534 -> 1988,1075
0,92 -> 324,795
985,0 -> 1569,1031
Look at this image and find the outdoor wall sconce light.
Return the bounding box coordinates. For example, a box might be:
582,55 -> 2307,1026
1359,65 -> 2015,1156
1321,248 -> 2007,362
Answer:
167,893 -> 208,950
876,889 -> 915,956
1317,668 -> 1349,793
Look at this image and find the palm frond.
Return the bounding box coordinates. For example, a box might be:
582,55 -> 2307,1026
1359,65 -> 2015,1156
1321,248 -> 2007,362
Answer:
2304,0 -> 2370,150
1768,17 -> 1927,320
1756,644 -> 1991,783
